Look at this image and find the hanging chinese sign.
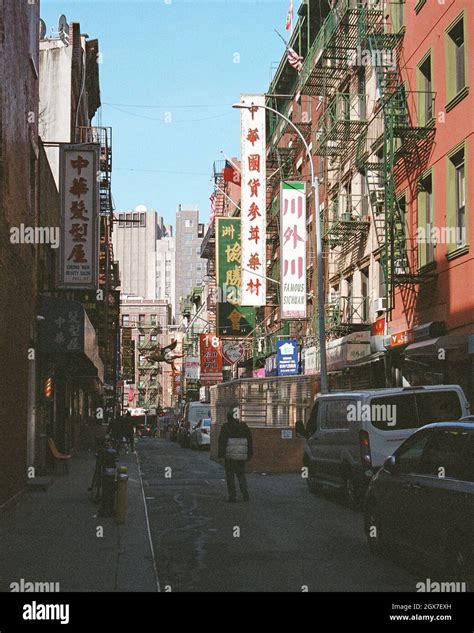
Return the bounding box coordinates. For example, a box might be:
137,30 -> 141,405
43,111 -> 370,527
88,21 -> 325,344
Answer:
199,333 -> 223,386
281,182 -> 307,319
215,217 -> 255,336
240,94 -> 266,306
58,144 -> 99,288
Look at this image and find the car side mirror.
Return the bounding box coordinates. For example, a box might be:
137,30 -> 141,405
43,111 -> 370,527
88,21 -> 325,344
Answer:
295,421 -> 307,439
384,455 -> 398,474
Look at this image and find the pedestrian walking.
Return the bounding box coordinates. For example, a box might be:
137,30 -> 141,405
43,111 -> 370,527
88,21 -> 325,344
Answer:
218,408 -> 253,503
122,411 -> 136,453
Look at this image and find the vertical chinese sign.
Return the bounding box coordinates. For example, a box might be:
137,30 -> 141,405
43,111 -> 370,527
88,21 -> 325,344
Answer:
199,334 -> 223,386
240,94 -> 266,306
215,217 -> 255,336
59,144 -> 99,289
281,182 -> 307,319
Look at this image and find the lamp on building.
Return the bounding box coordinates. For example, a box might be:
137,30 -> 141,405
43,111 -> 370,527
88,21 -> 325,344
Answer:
232,101 -> 328,393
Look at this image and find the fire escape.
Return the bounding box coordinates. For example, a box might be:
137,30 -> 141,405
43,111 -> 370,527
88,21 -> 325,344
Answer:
295,0 -> 435,331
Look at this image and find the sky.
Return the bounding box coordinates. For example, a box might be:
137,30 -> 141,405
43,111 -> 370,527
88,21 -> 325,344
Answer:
41,0 -> 296,227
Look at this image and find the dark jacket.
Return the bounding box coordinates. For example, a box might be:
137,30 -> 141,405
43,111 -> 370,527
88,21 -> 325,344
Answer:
218,420 -> 253,461
121,416 -> 135,438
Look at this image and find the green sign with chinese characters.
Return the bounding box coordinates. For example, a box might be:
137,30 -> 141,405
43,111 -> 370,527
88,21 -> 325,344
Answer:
215,218 -> 255,337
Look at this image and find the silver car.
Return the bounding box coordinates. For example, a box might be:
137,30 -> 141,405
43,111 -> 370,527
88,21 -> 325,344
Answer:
190,418 -> 211,450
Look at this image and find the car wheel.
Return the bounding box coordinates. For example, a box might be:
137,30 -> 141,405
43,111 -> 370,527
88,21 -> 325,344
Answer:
343,470 -> 361,510
306,466 -> 321,495
364,501 -> 384,556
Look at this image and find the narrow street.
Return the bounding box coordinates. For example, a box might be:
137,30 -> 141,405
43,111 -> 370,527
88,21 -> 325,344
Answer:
138,437 -> 415,593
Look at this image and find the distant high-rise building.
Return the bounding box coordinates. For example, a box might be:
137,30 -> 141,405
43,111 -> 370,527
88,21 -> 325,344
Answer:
113,206 -> 176,316
174,205 -> 206,318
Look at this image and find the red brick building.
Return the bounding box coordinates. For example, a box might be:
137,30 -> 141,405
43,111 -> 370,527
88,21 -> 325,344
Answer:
0,0 -> 40,506
389,0 -> 474,404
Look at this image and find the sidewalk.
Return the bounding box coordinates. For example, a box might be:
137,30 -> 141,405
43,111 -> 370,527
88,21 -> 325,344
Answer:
0,448 -> 158,593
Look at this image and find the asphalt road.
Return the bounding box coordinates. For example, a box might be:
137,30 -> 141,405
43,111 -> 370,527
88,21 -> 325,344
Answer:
138,437 -> 417,593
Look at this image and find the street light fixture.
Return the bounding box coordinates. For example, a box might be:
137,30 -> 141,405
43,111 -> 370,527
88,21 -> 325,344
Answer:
232,100 -> 328,393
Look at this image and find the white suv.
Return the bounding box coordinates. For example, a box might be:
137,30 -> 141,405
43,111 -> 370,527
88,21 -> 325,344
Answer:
299,385 -> 470,507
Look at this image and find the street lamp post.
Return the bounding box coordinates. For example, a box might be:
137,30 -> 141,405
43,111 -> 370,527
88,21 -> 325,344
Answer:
233,100 -> 328,393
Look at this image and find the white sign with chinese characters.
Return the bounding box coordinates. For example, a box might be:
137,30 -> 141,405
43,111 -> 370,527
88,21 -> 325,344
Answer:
185,356 -> 201,380
240,94 -> 266,306
59,144 -> 99,288
281,182 -> 306,319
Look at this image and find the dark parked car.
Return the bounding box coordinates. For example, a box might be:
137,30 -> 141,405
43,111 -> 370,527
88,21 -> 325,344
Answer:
365,422 -> 474,588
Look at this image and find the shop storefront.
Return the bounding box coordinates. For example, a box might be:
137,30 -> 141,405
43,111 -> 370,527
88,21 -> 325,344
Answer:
38,297 -> 104,470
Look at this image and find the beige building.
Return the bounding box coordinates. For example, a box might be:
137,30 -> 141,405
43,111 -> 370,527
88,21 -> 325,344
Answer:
120,297 -> 178,410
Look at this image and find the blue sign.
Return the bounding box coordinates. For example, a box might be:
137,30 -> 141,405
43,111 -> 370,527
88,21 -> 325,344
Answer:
276,339 -> 299,376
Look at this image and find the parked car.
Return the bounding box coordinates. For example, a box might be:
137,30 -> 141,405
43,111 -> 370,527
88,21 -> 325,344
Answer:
178,402 -> 211,449
190,418 -> 211,450
297,385 -> 470,507
364,421 -> 474,588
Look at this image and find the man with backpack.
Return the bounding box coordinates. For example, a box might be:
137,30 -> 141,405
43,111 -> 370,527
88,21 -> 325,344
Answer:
218,407 -> 253,503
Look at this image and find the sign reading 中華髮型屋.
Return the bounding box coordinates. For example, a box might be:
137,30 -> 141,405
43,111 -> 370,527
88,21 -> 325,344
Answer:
58,144 -> 99,289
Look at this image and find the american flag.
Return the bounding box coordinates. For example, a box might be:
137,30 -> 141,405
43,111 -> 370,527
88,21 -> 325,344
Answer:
285,0 -> 293,32
287,46 -> 303,72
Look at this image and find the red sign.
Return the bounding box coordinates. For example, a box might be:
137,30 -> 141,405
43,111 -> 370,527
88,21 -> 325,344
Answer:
199,334 -> 223,385
389,329 -> 415,348
371,317 -> 386,337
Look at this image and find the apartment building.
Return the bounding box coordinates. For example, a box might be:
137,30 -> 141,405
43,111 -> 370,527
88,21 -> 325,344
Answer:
174,205 -> 206,319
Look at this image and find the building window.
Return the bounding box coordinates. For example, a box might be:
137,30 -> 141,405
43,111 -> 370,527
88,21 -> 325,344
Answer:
455,152 -> 466,245
446,146 -> 466,254
151,315 -> 157,326
378,261 -> 386,300
361,268 -> 369,322
151,335 -> 157,344
139,314 -> 146,326
140,213 -> 146,227
126,213 -> 132,226
185,233 -> 193,241
418,173 -> 434,268
185,219 -> 193,228
418,53 -> 433,126
196,247 -> 201,255
122,315 -> 129,326
139,334 -> 145,347
390,0 -> 405,33
198,223 -> 205,237
446,16 -> 466,106
139,354 -> 146,365
119,215 -> 125,227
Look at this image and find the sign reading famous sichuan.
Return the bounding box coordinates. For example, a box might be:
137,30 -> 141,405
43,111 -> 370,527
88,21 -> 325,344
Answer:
281,182 -> 307,319
240,94 -> 266,306
59,144 -> 99,288
215,217 -> 255,336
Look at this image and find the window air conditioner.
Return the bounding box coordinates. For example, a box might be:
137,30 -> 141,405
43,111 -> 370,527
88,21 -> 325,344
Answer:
374,297 -> 387,312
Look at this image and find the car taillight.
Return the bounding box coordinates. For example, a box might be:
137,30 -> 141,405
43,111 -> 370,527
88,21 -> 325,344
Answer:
359,430 -> 372,468
201,428 -> 209,434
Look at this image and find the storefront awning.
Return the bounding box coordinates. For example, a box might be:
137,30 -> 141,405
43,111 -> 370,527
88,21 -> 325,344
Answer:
348,350 -> 386,367
405,334 -> 469,357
